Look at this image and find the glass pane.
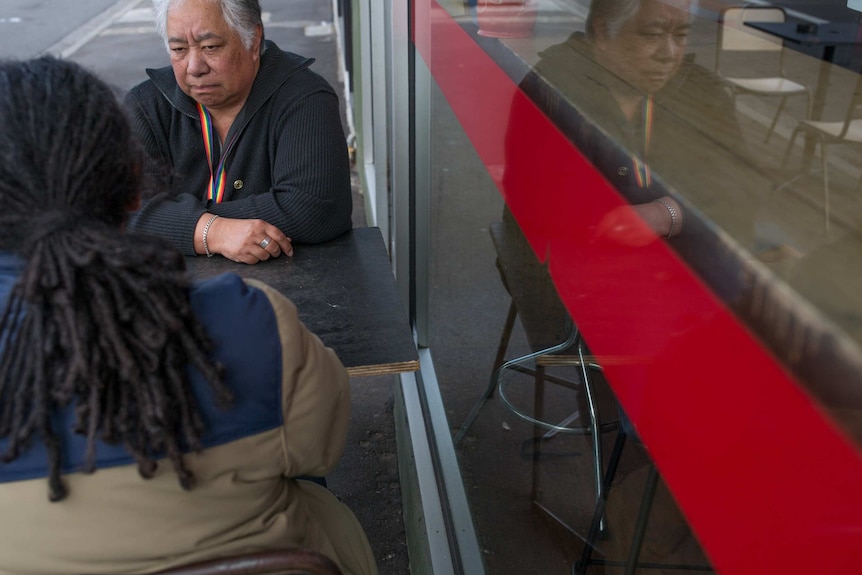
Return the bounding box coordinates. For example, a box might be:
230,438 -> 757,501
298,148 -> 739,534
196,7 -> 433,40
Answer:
416,0 -> 862,572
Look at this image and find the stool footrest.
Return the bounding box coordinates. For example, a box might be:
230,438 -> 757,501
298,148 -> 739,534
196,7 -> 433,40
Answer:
588,558 -> 713,572
535,354 -> 602,369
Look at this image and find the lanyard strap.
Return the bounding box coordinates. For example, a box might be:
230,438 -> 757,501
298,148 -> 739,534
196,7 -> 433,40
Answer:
632,96 -> 653,189
196,103 -> 228,203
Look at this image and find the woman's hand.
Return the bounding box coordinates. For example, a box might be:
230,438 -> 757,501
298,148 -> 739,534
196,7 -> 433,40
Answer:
195,214 -> 293,263
592,197 -> 681,248
592,204 -> 658,247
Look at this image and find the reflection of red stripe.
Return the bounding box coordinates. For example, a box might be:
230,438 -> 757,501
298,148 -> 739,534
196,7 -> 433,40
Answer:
414,1 -> 862,573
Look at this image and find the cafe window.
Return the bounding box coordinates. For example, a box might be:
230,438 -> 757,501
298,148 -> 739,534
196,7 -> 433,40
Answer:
353,0 -> 862,572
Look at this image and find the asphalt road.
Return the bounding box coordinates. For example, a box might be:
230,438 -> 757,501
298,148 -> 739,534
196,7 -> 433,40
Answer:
0,0 -> 140,59
0,0 -> 344,97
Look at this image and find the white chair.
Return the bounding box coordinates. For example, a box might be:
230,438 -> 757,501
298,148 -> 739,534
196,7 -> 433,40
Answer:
782,78 -> 862,233
715,6 -> 810,143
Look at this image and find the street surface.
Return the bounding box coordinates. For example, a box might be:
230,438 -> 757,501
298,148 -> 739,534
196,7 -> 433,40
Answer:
0,0 -> 137,58
0,0 -> 342,96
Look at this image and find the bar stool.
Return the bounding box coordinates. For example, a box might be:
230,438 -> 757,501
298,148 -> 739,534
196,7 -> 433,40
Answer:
455,218 -> 577,444
456,217 -> 618,540
574,415 -> 714,574
498,322 -> 618,538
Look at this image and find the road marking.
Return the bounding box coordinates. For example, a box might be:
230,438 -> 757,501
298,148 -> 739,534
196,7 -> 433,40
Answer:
0,17 -> 23,24
102,26 -> 157,36
43,0 -> 143,57
119,8 -> 154,23
304,21 -> 333,37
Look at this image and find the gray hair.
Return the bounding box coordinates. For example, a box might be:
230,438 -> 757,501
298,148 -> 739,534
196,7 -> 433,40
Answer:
152,0 -> 264,53
585,0 -> 642,40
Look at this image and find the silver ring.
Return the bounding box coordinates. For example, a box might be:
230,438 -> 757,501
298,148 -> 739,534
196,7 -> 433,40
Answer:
259,237 -> 271,249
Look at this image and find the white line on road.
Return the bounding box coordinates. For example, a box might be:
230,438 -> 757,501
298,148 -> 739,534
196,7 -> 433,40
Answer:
101,26 -> 157,36
42,0 -> 144,58
119,7 -> 155,23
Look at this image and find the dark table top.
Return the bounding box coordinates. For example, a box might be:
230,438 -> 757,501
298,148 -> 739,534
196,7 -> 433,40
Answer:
185,227 -> 419,377
746,21 -> 862,47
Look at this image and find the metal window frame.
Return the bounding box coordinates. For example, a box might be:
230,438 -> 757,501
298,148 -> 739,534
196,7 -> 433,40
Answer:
354,0 -> 485,573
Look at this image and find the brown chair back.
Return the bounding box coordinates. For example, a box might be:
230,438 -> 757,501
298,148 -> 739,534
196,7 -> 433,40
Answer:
143,549 -> 343,575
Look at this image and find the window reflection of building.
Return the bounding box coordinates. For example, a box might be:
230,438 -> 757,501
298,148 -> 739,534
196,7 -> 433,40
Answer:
401,0 -> 862,571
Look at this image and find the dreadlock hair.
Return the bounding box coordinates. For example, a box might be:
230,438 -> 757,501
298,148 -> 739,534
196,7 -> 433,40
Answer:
0,56 -> 231,502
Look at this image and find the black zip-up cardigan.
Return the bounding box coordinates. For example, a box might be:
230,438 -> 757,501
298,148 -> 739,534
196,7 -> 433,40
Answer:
124,41 -> 352,255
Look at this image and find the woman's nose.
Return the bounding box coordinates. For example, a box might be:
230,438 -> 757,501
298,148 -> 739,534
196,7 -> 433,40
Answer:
653,35 -> 679,63
187,50 -> 209,76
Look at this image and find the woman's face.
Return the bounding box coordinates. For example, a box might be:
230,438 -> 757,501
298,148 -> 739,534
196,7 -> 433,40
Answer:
166,0 -> 261,115
595,0 -> 691,94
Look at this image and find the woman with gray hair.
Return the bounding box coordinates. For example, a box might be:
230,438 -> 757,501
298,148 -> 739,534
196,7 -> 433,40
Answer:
152,0 -> 265,54
126,0 -> 353,264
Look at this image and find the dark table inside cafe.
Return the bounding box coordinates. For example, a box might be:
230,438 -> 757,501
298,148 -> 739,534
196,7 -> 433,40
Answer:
185,227 -> 419,377
744,20 -> 862,118
744,21 -> 861,56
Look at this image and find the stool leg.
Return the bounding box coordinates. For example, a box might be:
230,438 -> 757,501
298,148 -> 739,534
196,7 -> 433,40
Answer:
574,428 -> 627,575
531,363 -> 546,502
491,301 -> 518,388
623,465 -> 660,575
454,301 -> 518,445
579,340 -> 604,535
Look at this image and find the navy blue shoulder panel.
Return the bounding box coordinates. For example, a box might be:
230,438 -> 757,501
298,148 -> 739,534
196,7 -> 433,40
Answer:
0,273 -> 284,483
186,272 -> 285,447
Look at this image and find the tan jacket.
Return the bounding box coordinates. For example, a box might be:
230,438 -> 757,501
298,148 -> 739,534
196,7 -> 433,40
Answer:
0,279 -> 377,575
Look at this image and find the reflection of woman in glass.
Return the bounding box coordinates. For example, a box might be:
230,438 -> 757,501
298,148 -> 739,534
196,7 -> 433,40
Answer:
501,2 -> 750,564
514,0 -> 753,246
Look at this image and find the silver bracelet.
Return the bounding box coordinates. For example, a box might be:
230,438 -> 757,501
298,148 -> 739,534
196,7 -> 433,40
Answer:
654,197 -> 680,239
202,214 -> 219,257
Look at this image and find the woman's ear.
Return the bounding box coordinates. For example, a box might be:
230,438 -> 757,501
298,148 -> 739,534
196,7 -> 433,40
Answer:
252,24 -> 263,60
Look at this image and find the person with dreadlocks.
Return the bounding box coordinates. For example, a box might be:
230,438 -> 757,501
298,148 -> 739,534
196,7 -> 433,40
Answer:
0,57 -> 377,575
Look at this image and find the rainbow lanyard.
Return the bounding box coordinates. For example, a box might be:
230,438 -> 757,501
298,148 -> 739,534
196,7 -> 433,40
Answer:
631,96 -> 653,189
197,102 -> 228,203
